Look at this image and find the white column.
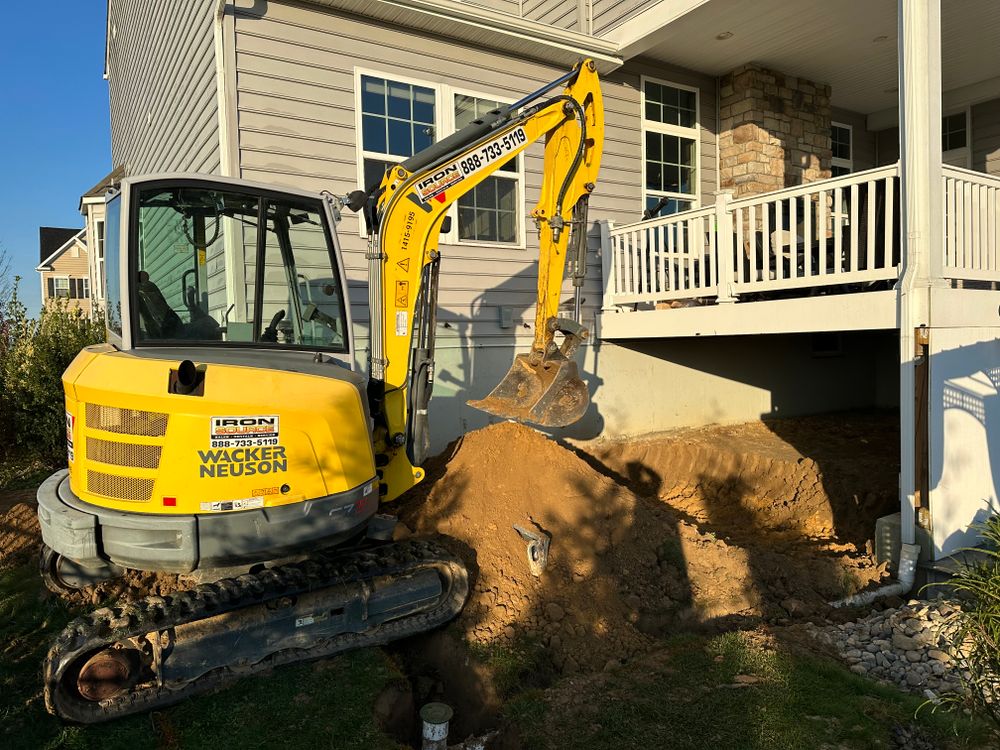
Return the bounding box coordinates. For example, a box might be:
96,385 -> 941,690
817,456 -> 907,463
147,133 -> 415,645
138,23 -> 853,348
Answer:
599,219 -> 616,311
897,0 -> 943,547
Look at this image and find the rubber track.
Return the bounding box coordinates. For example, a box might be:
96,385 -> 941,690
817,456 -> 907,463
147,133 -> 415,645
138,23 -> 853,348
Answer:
44,538 -> 468,723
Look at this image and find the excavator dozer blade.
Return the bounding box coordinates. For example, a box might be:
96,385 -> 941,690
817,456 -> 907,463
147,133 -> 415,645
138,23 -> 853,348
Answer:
467,353 -> 589,427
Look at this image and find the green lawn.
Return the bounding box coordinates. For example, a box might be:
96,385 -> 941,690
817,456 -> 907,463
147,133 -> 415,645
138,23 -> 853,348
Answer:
507,631 -> 995,750
0,562 -> 404,750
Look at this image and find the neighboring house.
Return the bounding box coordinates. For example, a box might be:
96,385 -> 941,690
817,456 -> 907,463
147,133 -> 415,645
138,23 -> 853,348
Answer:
100,0 -> 1000,567
36,228 -> 91,315
79,166 -> 127,315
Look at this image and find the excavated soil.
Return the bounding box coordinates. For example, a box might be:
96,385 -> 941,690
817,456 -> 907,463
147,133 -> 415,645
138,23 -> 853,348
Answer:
0,499 -> 41,569
401,415 -> 897,675
0,414 -> 898,678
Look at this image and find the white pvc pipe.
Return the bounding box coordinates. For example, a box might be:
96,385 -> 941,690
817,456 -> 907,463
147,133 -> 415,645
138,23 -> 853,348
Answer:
830,543 -> 920,608
421,702 -> 452,750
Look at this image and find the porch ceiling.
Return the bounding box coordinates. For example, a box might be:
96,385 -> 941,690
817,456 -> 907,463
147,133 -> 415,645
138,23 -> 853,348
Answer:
612,0 -> 1000,115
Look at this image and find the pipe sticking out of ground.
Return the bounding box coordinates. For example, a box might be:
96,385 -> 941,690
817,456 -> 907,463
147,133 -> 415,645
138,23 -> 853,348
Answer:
420,702 -> 452,750
830,543 -> 921,608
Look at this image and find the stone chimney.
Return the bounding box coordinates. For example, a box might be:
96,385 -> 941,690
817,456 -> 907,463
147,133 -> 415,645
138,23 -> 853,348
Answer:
718,64 -> 832,198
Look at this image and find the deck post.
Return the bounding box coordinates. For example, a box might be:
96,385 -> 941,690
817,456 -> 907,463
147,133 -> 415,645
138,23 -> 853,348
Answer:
714,190 -> 736,303
599,219 -> 616,311
898,0 -> 943,549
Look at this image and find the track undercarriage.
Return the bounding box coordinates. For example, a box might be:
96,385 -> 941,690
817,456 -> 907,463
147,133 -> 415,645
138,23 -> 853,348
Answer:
45,538 -> 468,723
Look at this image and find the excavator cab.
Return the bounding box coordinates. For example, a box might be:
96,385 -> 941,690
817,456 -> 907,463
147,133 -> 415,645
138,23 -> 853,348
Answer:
111,177 -> 350,356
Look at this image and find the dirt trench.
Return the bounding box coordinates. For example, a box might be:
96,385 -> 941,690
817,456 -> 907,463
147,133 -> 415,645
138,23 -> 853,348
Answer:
397,414 -> 899,682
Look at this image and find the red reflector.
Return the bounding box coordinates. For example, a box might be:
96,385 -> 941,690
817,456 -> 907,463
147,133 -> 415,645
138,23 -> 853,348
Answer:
163,497 -> 177,507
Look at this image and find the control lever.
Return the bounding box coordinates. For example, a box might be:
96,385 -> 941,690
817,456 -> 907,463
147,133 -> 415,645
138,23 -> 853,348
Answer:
304,303 -> 339,330
261,310 -> 285,343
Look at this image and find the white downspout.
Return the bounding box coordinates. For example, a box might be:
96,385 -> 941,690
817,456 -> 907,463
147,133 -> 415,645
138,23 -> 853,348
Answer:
214,0 -> 235,178
896,0 -> 943,556
831,543 -> 920,608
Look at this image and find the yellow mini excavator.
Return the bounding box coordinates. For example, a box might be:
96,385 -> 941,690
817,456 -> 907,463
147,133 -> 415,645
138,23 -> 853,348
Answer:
37,61 -> 603,722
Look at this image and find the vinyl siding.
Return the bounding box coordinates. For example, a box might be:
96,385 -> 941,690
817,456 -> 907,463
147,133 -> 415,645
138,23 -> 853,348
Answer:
876,128 -> 899,166
831,107 -> 876,172
593,0 -> 660,35
972,98 -> 1000,177
522,0 -> 580,31
106,0 -> 221,175
875,99 -> 1000,174
41,242 -> 92,316
455,0 -> 522,17
231,1 -> 717,349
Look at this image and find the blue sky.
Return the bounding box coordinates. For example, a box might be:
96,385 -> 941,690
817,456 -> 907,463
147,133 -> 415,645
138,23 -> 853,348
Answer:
0,3 -> 111,315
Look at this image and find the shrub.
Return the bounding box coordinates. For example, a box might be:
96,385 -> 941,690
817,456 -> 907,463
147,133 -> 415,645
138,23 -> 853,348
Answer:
934,515 -> 1000,729
0,278 -> 105,463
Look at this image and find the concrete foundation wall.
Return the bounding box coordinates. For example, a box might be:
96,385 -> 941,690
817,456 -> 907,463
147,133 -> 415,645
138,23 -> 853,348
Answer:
415,330 -> 900,452
928,326 -> 1000,559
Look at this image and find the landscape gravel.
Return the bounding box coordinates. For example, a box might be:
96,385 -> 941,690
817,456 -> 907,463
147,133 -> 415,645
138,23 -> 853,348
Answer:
807,598 -> 968,697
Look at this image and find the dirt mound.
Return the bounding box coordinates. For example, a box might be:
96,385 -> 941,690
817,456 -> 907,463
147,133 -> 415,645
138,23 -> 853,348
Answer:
585,414 -> 899,547
403,421 -> 888,674
0,502 -> 41,569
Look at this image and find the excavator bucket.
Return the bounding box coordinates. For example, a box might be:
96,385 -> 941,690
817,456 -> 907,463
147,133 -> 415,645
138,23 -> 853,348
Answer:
468,353 -> 589,427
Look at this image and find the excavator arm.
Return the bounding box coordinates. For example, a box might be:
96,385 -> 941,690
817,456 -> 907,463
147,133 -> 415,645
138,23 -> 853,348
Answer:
360,60 -> 603,502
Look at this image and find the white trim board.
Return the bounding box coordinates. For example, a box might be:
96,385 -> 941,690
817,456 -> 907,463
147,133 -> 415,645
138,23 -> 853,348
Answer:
35,229 -> 87,271
597,290 -> 899,339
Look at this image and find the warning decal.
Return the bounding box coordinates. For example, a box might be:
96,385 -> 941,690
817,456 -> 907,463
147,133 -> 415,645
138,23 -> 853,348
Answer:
395,280 -> 409,308
66,412 -> 75,463
200,497 -> 265,513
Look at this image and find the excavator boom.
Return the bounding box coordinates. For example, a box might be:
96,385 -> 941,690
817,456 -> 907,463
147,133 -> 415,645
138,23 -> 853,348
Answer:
365,60 -> 603,497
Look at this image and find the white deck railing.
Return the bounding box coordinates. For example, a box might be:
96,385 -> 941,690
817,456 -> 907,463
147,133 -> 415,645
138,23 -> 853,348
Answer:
602,165 -> 902,308
943,165 -> 1000,282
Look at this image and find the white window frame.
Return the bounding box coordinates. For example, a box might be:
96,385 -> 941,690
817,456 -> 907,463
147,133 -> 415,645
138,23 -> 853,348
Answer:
353,68 -> 527,249
831,121 -> 853,174
640,75 -> 701,218
82,277 -> 90,299
96,218 -> 106,303
53,276 -> 71,299
942,107 -> 971,168
354,66 -> 443,239
446,84 -> 526,250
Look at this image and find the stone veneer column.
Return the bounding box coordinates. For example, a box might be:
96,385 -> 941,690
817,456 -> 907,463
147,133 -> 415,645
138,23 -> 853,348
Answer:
718,64 -> 833,198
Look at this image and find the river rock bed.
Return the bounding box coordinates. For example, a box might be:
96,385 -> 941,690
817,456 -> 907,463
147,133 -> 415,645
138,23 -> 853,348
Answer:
807,599 -> 968,696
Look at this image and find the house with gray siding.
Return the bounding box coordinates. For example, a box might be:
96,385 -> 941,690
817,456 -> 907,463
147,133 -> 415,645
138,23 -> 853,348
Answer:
101,0 -> 1000,569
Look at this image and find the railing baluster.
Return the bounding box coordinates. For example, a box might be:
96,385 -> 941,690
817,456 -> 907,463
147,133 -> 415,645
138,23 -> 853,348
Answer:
849,183 -> 859,274
763,201 -> 771,281
990,186 -> 998,273
789,195 -> 798,278
884,178 -> 895,270
979,183 -> 988,272
963,180 -> 972,271
667,221 -> 676,293
946,177 -> 956,269
819,190 -> 828,276
749,204 -> 758,283
658,225 -> 667,295
775,199 -> 784,280
866,179 -> 876,272
804,194 -> 812,278
735,206 -> 745,288
834,186 -> 843,274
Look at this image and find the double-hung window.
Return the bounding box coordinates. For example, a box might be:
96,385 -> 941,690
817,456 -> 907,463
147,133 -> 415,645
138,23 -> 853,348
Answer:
359,74 -> 436,190
453,93 -> 521,246
642,77 -> 699,218
54,277 -> 70,298
942,110 -> 970,168
356,72 -> 524,247
831,123 -> 852,176
96,219 -> 105,301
